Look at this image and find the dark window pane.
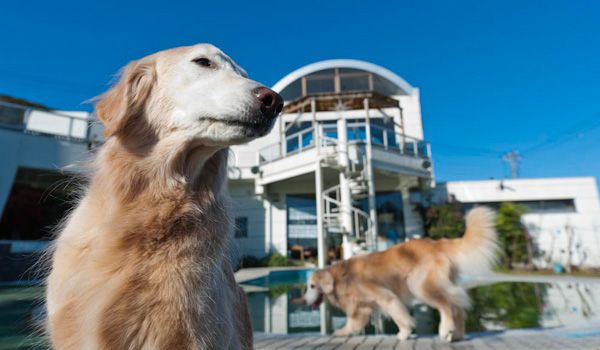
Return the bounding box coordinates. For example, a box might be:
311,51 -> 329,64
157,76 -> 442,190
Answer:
372,127 -> 384,145
0,104 -> 25,127
234,217 -> 248,238
280,79 -> 302,101
286,137 -> 299,153
306,78 -> 334,94
340,75 -> 369,92
373,74 -> 405,96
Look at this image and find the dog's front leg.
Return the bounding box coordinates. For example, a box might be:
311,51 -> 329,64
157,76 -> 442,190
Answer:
333,307 -> 372,336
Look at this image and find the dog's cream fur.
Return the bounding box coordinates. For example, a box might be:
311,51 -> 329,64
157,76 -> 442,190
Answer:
45,44 -> 279,349
304,207 -> 499,342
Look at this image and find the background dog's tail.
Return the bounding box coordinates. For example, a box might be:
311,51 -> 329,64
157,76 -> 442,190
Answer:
449,206 -> 500,276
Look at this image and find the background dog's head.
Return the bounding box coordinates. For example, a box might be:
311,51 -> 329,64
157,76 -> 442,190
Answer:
96,43 -> 282,147
304,269 -> 334,308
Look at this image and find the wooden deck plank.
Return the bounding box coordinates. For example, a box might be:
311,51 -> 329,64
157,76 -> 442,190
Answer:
253,327 -> 600,350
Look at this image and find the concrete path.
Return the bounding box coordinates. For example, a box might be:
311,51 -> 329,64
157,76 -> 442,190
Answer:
254,325 -> 600,349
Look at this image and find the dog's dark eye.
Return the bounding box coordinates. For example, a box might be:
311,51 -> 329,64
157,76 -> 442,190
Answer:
310,284 -> 315,288
193,57 -> 212,68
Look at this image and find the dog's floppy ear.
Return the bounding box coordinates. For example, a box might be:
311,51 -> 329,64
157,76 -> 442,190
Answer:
320,270 -> 334,294
96,58 -> 156,137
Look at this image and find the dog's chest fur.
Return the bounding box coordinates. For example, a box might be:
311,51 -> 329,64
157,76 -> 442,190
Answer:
47,149 -> 242,349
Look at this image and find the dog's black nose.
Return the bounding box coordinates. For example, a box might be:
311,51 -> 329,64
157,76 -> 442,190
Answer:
254,86 -> 283,119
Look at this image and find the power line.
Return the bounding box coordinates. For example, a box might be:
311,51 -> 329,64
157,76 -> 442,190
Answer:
429,142 -> 502,157
520,112 -> 600,156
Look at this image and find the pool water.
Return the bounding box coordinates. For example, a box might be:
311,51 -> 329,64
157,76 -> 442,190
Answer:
1,274 -> 599,348
244,271 -> 600,336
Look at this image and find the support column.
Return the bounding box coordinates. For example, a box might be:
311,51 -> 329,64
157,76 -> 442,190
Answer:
263,196 -> 272,256
315,160 -> 326,268
337,116 -> 354,259
364,98 -> 378,251
313,98 -> 327,268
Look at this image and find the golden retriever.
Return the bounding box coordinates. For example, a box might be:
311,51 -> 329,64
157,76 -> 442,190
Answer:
45,44 -> 282,349
304,207 -> 498,342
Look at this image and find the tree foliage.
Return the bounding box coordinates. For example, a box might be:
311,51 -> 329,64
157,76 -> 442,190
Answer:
495,202 -> 530,269
425,201 -> 531,269
425,202 -> 465,240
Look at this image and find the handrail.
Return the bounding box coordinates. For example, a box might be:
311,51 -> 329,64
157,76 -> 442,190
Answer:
258,120 -> 430,165
0,101 -> 93,142
322,182 -> 374,251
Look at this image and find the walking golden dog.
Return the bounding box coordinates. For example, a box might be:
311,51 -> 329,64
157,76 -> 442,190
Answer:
304,207 -> 498,342
45,44 -> 282,349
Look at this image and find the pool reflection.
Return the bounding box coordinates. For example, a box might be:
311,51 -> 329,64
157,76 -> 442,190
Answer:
246,281 -> 600,335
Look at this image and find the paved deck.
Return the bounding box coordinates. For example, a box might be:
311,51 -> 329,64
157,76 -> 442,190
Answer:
254,326 -> 600,349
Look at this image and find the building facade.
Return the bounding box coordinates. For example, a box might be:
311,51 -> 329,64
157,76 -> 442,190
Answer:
227,60 -> 433,265
438,178 -> 600,268
1,60 -> 600,273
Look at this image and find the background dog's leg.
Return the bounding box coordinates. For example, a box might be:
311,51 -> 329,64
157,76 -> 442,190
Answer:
372,289 -> 415,341
333,307 -> 372,336
451,305 -> 465,341
414,288 -> 456,342
410,262 -> 467,342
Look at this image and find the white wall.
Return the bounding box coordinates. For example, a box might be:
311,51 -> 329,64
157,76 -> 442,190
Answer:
443,177 -> 600,267
229,181 -> 267,258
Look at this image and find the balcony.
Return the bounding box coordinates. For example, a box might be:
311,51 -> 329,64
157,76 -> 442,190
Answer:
257,121 -> 432,185
0,101 -> 97,143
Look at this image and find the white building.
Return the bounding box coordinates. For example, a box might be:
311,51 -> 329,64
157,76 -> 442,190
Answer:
1,60 -> 599,271
227,60 -> 433,265
438,178 -> 600,268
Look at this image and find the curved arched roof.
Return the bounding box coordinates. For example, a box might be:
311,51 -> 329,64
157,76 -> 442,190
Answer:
272,59 -> 415,98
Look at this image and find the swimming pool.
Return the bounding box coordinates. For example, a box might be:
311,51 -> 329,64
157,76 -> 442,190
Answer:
242,270 -> 600,336
1,273 -> 599,349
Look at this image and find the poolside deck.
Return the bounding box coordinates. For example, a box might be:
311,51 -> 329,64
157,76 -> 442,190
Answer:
254,325 -> 600,349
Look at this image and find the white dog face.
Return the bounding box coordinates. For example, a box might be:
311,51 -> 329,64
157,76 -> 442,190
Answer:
304,274 -> 322,306
304,270 -> 333,308
97,44 -> 283,147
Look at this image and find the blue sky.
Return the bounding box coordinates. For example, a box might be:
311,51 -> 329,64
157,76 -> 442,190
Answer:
1,0 -> 599,183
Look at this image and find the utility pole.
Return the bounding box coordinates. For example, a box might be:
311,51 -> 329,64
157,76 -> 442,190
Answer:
502,150 -> 522,179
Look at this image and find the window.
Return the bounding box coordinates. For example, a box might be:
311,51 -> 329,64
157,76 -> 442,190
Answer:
285,121 -> 313,153
360,192 -> 406,243
287,195 -> 318,249
340,75 -> 369,92
0,104 -> 26,127
306,77 -> 335,94
463,199 -> 577,214
234,217 -> 248,238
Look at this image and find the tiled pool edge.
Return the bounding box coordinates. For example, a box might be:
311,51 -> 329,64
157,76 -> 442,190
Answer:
235,266 -> 315,284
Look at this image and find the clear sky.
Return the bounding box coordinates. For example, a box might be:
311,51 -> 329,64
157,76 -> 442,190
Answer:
1,0 -> 599,183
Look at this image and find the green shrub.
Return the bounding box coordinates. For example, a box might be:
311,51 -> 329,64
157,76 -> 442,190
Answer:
262,252 -> 296,267
425,202 -> 466,240
496,202 -> 532,269
425,201 -> 533,270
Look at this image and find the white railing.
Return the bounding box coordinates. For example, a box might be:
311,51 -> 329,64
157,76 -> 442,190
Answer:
322,184 -> 375,251
0,101 -> 93,142
258,126 -> 317,163
258,120 -> 430,164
